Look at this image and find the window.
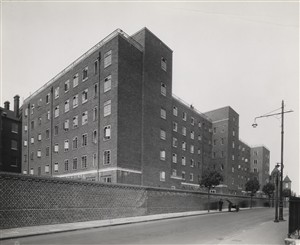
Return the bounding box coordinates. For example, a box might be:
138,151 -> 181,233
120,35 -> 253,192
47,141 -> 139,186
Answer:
46,93 -> 50,104
11,123 -> 18,133
221,138 -> 224,145
64,160 -> 69,171
64,80 -> 70,93
182,112 -> 187,121
73,158 -> 78,170
172,169 -> 177,177
160,129 -> 166,140
190,131 -> 194,139
104,75 -> 112,92
37,150 -> 41,158
233,130 -> 235,136
232,141 -> 235,148
31,137 -> 34,144
213,152 -> 216,158
73,73 -> 79,87
161,83 -> 166,96
198,148 -> 201,155
172,153 -> 177,163
104,150 -> 111,165
73,94 -> 78,108
11,140 -> 18,150
190,173 -> 194,181
30,152 -> 34,160
81,155 -> 87,168
161,57 -> 167,71
182,171 -> 186,180
94,60 -> 98,74
94,83 -> 98,98
182,156 -> 186,165
82,89 -> 88,103
46,147 -> 50,156
182,126 -> 186,136
47,111 -> 50,120
64,100 -> 70,112
160,108 -> 166,119
82,134 -> 88,146
93,130 -> 97,143
73,137 -> 78,149
191,117 -> 195,125
31,104 -> 35,115
93,153 -> 97,167
31,121 -> 34,130
73,116 -> 78,128
93,107 -> 98,121
38,134 -> 42,141
63,120 -> 69,131
24,125 -> 28,132
198,122 -> 202,128
46,129 -> 50,139
213,127 -> 217,134
54,105 -> 59,118
173,122 -> 178,132
30,168 -> 34,175
172,137 -> 178,148
54,144 -> 59,153
182,141 -> 186,151
82,67 -> 88,81
38,117 -> 42,125
104,50 -> 112,68
232,155 -> 235,161
23,170 -> 28,174
160,150 -> 166,161
213,139 -> 217,146
173,106 -> 178,116
190,159 -> 195,167
254,160 -> 258,164
190,145 -> 194,154
104,125 -> 111,140
54,87 -> 59,99
221,151 -> 224,158
24,108 -> 28,116
54,125 -> 59,136
160,171 -> 166,181
44,165 -> 49,173
82,111 -> 88,125
64,140 -> 69,151
102,176 -> 112,183
104,100 -> 111,117
232,167 -> 235,173
24,140 -> 28,146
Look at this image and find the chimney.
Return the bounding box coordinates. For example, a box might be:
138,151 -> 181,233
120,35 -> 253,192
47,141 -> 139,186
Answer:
4,101 -> 10,110
14,95 -> 20,118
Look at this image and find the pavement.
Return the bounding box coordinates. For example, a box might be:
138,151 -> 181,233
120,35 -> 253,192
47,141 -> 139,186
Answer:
0,207 -> 244,240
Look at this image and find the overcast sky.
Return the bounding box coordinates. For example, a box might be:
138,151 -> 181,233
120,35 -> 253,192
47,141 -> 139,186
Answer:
1,1 -> 299,194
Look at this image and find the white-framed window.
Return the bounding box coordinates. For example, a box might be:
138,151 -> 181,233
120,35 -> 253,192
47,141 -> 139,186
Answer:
73,158 -> 78,170
161,82 -> 166,96
54,87 -> 59,99
172,169 -> 177,177
182,126 -> 186,136
182,171 -> 186,180
64,160 -> 69,171
82,66 -> 88,81
190,145 -> 194,154
232,155 -> 235,161
104,75 -> 112,92
73,94 -> 78,108
82,111 -> 88,125
181,156 -> 186,165
104,150 -> 111,165
232,167 -> 235,173
64,99 -> 70,113
93,130 -> 97,143
182,112 -> 187,121
24,140 -> 28,146
11,123 -> 18,133
191,117 -> 195,125
73,137 -> 78,149
81,155 -> 87,168
104,100 -> 111,117
190,173 -> 194,181
45,165 -> 50,173
37,150 -> 41,158
82,89 -> 88,104
63,119 -> 69,131
24,125 -> 28,132
54,105 -> 59,118
173,106 -> 178,116
31,104 -> 35,115
31,137 -> 34,144
73,73 -> 79,87
104,50 -> 112,68
182,141 -> 186,151
64,140 -> 69,152
190,159 -> 195,167
11,140 -> 18,150
102,176 -> 112,183
30,168 -> 34,175
23,170 -> 28,174
64,80 -> 70,93
190,131 -> 194,139
161,57 -> 167,71
47,111 -> 51,120
38,134 -> 42,141
104,125 -> 111,140
54,144 -> 59,153
73,115 -> 78,128
172,137 -> 178,148
160,150 -> 166,161
160,171 -> 166,181
198,135 -> 202,141
93,107 -> 98,121
82,134 -> 88,146
24,108 -> 28,116
173,122 -> 178,132
172,153 -> 177,163
160,108 -> 166,119
160,129 -> 166,140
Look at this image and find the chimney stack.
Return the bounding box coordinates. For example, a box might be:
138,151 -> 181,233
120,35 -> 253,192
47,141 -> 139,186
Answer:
4,101 -> 10,110
14,95 -> 20,118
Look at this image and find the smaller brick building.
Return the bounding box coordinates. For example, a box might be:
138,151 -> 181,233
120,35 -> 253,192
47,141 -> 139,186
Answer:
0,95 -> 22,173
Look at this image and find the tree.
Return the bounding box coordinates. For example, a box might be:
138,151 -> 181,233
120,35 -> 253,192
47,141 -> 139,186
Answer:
282,188 -> 292,197
245,178 -> 260,208
200,170 -> 223,212
262,182 -> 275,207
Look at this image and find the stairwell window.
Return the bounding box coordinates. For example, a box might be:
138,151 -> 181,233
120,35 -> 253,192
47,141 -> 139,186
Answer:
104,75 -> 112,92
93,107 -> 98,121
104,100 -> 111,117
161,57 -> 167,71
82,67 -> 88,81
104,150 -> 111,165
182,126 -> 186,136
104,50 -> 112,68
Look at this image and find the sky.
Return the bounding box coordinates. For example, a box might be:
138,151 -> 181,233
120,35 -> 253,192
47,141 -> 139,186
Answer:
1,1 -> 299,194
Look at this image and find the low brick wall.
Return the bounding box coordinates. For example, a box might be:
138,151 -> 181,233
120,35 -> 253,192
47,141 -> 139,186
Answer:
0,172 -> 269,229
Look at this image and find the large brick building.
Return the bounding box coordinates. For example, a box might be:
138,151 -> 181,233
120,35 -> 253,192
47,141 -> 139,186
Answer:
21,27 -> 269,191
0,96 -> 22,173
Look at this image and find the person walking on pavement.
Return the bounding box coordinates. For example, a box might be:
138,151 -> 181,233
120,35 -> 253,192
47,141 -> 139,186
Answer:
218,199 -> 223,211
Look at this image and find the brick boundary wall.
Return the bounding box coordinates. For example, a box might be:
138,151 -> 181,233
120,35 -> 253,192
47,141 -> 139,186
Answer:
0,172 -> 269,229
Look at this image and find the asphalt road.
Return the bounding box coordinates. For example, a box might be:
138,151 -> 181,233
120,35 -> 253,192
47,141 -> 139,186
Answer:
3,208 -> 288,244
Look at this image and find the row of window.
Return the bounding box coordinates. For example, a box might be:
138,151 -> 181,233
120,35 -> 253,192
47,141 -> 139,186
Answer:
159,170 -> 194,182
160,151 -> 200,168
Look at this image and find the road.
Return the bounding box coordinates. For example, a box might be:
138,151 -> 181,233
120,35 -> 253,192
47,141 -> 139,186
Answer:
3,208 -> 288,244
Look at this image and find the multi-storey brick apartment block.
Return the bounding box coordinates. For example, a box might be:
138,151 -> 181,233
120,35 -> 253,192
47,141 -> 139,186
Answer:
0,96 -> 22,173
21,27 -> 269,191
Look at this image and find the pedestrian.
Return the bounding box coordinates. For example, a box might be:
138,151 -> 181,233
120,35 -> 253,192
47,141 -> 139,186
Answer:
218,199 -> 223,211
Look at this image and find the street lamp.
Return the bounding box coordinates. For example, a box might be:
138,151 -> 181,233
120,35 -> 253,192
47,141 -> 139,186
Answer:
252,100 -> 293,221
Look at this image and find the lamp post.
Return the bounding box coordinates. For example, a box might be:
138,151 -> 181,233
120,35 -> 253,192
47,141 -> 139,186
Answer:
252,100 -> 293,221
